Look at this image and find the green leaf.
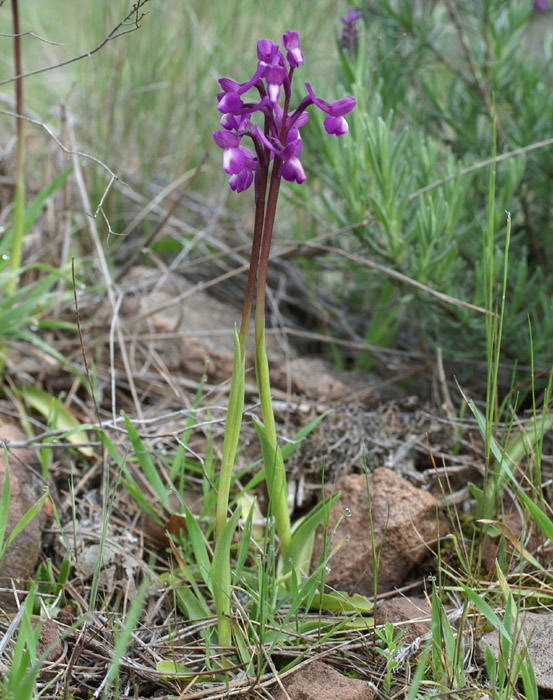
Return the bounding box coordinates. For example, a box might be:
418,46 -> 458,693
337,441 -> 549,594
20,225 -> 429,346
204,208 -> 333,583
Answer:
468,399 -> 553,544
458,581 -> 511,642
0,457 -> 11,558
181,502 -> 212,593
97,428 -> 160,522
216,326 -> 245,539
0,489 -> 49,562
178,583 -> 212,620
280,410 -> 332,460
285,491 -> 341,576
1,168 -> 73,250
236,411 -> 332,500
211,507 -> 241,647
17,385 -> 94,457
123,412 -> 170,508
156,660 -> 212,681
308,590 -> 373,614
253,416 -> 290,556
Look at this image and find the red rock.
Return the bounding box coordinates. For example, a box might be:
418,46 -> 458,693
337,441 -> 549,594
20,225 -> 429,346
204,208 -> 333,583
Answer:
375,596 -> 433,643
272,660 -> 375,700
0,423 -> 46,611
312,468 -> 447,595
479,612 -> 553,693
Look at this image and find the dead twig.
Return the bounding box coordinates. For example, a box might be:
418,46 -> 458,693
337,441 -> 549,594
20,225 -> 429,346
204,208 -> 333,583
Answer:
0,1 -> 151,87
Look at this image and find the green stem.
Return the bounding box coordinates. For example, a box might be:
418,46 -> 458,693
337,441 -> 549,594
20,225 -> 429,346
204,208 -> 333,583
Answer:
215,327 -> 245,541
215,163 -> 269,543
253,158 -> 292,559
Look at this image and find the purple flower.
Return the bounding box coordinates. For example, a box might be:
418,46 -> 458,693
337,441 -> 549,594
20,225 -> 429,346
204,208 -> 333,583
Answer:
305,82 -> 356,135
262,54 -> 288,103
341,6 -> 362,54
257,39 -> 280,64
212,130 -> 246,174
213,30 -> 355,192
282,31 -> 304,68
281,139 -> 306,183
217,91 -> 243,114
229,164 -> 254,193
534,0 -> 551,10
229,146 -> 257,192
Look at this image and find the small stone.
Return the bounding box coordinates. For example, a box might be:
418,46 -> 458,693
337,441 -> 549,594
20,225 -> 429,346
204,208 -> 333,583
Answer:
0,423 -> 46,612
312,468 -> 448,595
375,596 -> 433,643
272,660 -> 375,700
479,612 -> 553,693
36,618 -> 63,662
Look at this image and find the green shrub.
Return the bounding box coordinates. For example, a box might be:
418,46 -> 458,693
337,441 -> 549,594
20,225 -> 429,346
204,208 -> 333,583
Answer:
294,0 -> 553,372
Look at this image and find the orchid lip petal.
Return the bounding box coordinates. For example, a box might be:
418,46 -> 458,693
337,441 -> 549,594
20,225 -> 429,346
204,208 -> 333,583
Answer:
281,156 -> 306,183
223,147 -> 245,174
324,115 -> 349,136
268,83 -> 281,103
229,169 -> 254,192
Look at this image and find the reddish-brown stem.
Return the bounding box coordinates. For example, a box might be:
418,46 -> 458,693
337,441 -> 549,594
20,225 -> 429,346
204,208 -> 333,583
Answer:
255,156 -> 283,328
238,163 -> 269,354
12,0 -> 23,138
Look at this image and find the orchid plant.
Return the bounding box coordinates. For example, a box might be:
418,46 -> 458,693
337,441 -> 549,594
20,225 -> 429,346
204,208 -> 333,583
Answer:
211,31 -> 355,646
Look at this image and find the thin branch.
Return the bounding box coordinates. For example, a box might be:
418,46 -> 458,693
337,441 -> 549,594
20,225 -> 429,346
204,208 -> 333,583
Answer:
443,0 -> 503,140
0,30 -> 63,45
0,0 -> 151,87
67,117 -> 144,423
0,108 -> 122,184
409,137 -> 553,199
298,241 -> 492,316
72,258 -> 101,428
114,150 -> 210,281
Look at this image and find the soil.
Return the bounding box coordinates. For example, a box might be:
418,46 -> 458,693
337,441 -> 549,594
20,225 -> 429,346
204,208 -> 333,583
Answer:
0,257 -> 551,697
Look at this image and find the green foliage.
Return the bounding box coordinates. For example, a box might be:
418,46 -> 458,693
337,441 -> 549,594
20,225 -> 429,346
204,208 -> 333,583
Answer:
295,1 -> 553,370
0,451 -> 49,566
482,564 -> 538,700
0,169 -> 75,372
374,621 -> 406,693
216,327 -> 246,541
430,585 -> 465,689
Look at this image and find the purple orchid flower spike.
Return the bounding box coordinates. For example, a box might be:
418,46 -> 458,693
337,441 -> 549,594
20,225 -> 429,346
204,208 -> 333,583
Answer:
341,6 -> 362,54
213,30 -> 356,192
212,32 -> 358,597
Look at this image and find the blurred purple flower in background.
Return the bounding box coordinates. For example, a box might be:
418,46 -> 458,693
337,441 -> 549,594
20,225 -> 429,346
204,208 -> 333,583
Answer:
213,32 -> 356,193
341,6 -> 362,54
534,0 -> 551,10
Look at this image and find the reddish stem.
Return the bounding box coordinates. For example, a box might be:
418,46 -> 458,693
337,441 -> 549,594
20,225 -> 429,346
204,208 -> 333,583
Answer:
12,0 -> 23,142
238,162 -> 268,353
254,156 -> 283,328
